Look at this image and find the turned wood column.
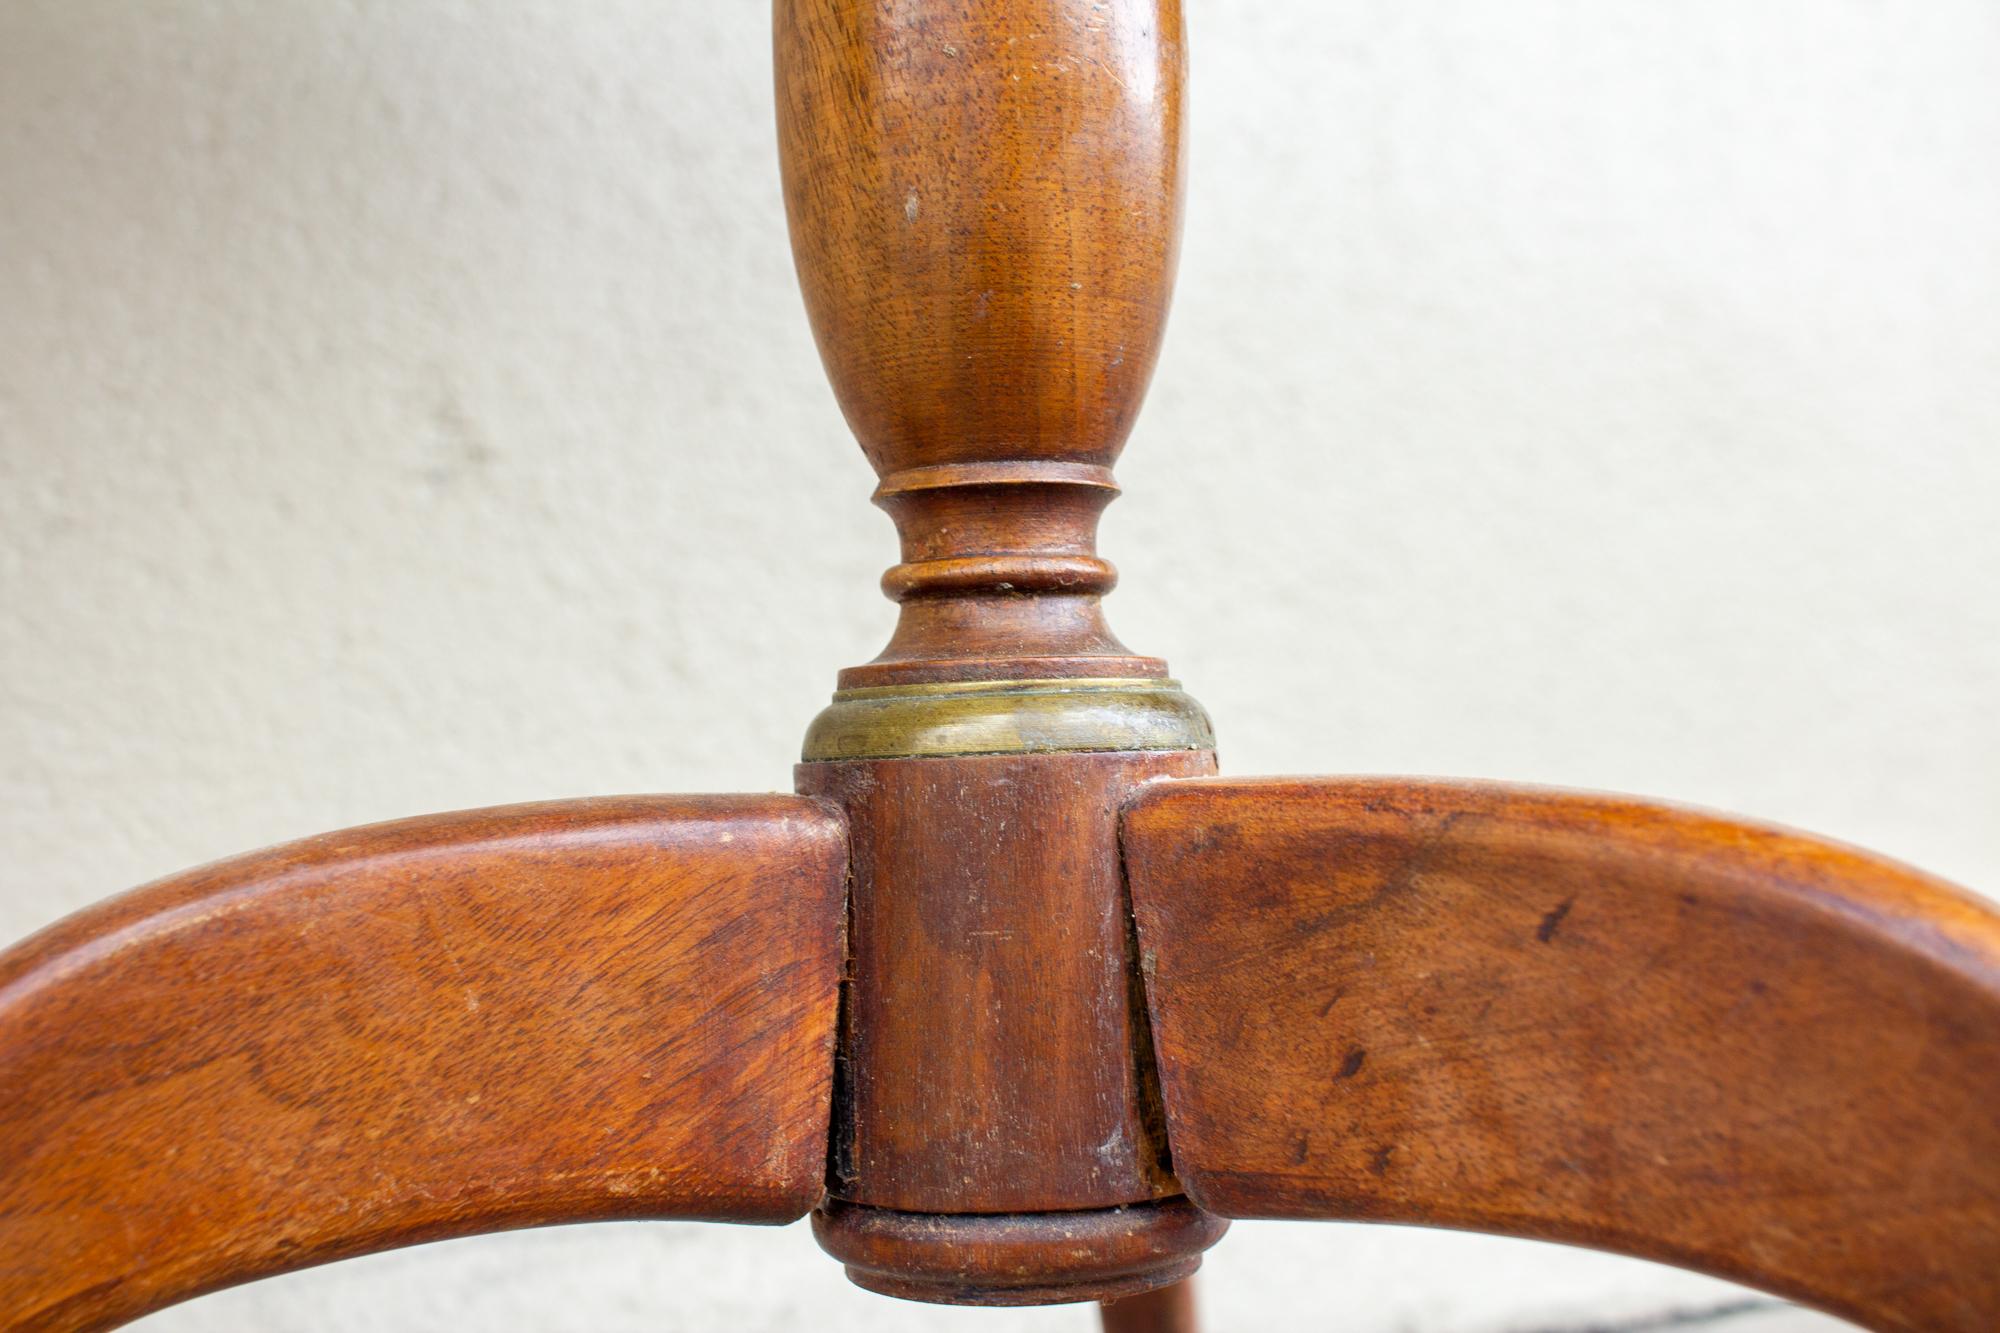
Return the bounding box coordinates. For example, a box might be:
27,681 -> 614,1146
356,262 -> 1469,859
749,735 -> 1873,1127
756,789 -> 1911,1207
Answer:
778,0 -> 1224,1305
777,0 -> 1186,687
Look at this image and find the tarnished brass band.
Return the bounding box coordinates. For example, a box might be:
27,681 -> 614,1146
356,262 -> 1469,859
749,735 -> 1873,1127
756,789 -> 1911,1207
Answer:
801,677 -> 1214,762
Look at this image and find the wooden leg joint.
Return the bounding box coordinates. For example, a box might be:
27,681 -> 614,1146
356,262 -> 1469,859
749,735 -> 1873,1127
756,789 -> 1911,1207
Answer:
795,715 -> 1222,1305
795,748 -> 1212,1211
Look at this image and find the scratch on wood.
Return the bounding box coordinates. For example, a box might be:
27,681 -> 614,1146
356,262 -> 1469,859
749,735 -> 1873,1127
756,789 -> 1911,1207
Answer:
1537,897 -> 1575,944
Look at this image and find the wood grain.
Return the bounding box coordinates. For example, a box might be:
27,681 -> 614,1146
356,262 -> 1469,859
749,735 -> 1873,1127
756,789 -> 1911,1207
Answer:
1123,777 -> 2000,1332
776,0 -> 1186,686
0,796 -> 847,1332
798,750 -> 1211,1214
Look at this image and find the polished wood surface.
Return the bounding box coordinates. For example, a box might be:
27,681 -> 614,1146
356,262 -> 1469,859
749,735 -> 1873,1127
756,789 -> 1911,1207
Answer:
9,2 -> 1993,1327
798,750 -> 1212,1214
814,1197 -> 1224,1307
0,796 -> 847,1332
776,0 -> 1186,686
1123,777 -> 2000,1331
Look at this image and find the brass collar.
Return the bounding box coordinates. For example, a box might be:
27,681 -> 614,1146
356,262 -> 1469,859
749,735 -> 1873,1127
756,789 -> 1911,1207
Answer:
801,677 -> 1214,762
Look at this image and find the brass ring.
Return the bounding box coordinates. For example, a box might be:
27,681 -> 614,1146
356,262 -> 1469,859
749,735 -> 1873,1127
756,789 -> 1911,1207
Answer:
801,677 -> 1215,761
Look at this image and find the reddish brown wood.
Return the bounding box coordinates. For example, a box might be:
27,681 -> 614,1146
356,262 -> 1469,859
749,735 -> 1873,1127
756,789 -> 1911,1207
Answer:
1100,1276 -> 1200,1333
776,0 -> 1186,686
797,750 -> 1211,1213
16,1 -> 1991,1325
0,796 -> 848,1332
1123,777 -> 2000,1332
796,748 -> 1227,1303
814,1197 -> 1224,1307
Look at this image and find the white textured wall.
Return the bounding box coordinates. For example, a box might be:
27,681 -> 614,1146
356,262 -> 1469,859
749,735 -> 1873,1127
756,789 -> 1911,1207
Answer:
3,0 -> 1995,1329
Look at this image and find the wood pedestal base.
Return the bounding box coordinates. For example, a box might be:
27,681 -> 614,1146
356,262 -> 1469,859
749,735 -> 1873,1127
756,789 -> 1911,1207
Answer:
811,1198 -> 1227,1306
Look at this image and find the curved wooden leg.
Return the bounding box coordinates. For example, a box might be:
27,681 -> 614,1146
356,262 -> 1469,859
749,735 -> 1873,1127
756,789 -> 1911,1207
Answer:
1101,1278 -> 1199,1333
1122,777 -> 2000,1333
0,795 -> 847,1332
